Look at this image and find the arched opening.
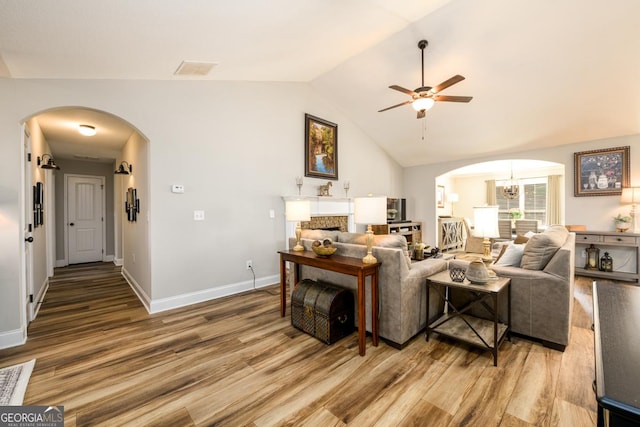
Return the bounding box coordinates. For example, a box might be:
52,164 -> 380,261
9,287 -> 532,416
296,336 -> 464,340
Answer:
20,106 -> 150,328
435,159 -> 565,252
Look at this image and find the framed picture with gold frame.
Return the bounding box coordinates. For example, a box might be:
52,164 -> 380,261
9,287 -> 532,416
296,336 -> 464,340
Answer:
304,113 -> 338,180
574,146 -> 629,197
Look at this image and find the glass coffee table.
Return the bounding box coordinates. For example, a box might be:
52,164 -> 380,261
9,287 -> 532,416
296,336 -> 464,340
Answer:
425,270 -> 511,366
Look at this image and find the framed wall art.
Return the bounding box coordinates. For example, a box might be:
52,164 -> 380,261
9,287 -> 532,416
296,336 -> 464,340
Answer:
574,146 -> 629,197
125,187 -> 140,222
436,185 -> 445,208
304,113 -> 338,180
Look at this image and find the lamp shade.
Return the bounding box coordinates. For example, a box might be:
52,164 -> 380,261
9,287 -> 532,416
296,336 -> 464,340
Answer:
621,187 -> 640,204
448,193 -> 459,203
285,200 -> 311,222
412,97 -> 435,112
354,196 -> 386,225
473,206 -> 499,238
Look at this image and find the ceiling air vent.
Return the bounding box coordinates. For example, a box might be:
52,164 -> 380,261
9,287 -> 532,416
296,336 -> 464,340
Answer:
174,61 -> 218,76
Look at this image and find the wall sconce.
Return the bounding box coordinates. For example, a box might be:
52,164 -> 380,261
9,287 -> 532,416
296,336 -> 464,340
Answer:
114,161 -> 133,175
37,153 -> 60,170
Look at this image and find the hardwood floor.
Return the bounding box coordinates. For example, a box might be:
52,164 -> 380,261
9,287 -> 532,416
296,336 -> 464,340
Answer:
0,262 -> 605,426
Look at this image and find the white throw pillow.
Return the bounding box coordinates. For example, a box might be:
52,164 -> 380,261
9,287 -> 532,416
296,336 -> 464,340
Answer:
494,244 -> 525,266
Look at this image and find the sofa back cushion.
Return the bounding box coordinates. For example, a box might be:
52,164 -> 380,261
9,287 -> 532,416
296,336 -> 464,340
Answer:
300,229 -> 340,242
520,225 -> 569,270
337,232 -> 407,249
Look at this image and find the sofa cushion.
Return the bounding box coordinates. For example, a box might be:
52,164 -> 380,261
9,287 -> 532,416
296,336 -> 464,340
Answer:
337,232 -> 407,249
520,225 -> 569,270
494,243 -> 526,266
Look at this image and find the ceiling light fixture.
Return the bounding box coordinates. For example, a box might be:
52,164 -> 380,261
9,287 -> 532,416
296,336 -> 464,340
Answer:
501,162 -> 520,200
114,161 -> 132,175
37,153 -> 61,170
412,97 -> 435,112
78,124 -> 96,136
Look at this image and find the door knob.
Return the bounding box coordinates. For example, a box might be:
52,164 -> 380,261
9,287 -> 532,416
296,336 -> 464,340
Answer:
69,223 -> 75,226
25,236 -> 34,243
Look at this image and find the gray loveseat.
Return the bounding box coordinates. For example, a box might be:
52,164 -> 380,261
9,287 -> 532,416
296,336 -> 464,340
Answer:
289,230 -> 447,347
450,225 -> 575,350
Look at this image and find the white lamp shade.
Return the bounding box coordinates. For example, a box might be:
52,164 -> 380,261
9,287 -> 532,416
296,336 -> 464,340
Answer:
354,196 -> 387,225
412,97 -> 435,111
473,206 -> 499,238
285,200 -> 311,222
621,187 -> 640,204
448,193 -> 459,203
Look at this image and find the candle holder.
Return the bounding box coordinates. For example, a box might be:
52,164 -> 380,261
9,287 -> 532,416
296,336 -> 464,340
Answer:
295,176 -> 303,195
343,181 -> 350,197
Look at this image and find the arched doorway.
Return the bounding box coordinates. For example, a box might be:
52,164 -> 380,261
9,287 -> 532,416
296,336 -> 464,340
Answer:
21,106 -> 150,329
435,159 -> 565,251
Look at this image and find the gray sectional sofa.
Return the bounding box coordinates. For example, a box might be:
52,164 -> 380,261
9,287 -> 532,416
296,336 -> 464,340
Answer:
450,225 -> 575,350
289,230 -> 447,347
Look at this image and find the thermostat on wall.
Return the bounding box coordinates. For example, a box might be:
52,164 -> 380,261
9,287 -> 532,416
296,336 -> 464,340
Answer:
171,184 -> 185,193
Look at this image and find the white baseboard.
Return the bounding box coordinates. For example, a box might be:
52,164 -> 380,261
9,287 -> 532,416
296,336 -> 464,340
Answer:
0,327 -> 26,350
114,258 -> 124,267
103,255 -> 114,262
121,267 -> 151,312
55,259 -> 67,268
32,279 -> 49,320
121,269 -> 279,314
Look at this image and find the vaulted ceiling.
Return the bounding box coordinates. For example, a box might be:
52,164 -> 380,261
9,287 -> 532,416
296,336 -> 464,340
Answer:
2,0 -> 639,167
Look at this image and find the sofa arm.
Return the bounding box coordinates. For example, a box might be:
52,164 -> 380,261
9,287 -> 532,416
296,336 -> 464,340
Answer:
407,259 -> 448,280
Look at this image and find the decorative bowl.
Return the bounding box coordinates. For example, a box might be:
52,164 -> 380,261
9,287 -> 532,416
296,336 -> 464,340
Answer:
449,267 -> 466,282
311,239 -> 337,257
312,246 -> 337,256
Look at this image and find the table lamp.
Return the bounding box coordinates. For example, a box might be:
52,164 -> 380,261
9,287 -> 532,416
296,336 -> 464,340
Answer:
286,199 -> 311,251
354,195 -> 387,264
448,192 -> 459,216
621,187 -> 640,233
473,206 -> 499,263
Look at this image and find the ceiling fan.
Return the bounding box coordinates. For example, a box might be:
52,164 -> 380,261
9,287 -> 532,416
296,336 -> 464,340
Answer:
378,40 -> 472,119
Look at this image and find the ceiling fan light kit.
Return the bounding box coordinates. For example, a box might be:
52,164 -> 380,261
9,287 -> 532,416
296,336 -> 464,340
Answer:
379,39 -> 472,119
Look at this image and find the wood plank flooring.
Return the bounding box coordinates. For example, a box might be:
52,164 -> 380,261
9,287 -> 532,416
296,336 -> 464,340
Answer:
0,262 -> 605,426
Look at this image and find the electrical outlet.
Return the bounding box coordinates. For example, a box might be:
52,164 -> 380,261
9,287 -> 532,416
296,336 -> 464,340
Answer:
246,260 -> 253,270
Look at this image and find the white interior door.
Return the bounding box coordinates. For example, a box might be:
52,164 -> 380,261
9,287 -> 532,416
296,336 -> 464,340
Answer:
23,127 -> 34,322
67,175 -> 104,264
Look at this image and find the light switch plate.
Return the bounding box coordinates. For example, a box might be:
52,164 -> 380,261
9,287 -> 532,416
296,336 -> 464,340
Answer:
172,184 -> 185,193
194,210 -> 205,221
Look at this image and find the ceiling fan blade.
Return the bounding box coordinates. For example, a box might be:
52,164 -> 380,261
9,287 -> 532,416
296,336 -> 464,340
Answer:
416,109 -> 426,119
431,75 -> 465,94
389,85 -> 417,96
378,100 -> 413,112
434,95 -> 473,103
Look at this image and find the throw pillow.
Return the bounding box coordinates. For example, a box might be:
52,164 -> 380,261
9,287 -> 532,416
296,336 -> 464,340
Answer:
493,243 -> 510,264
520,225 -> 569,270
494,244 -> 526,266
514,234 -> 529,244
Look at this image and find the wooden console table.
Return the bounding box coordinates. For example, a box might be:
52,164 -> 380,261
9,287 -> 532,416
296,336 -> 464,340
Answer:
278,250 -> 380,356
593,281 -> 640,426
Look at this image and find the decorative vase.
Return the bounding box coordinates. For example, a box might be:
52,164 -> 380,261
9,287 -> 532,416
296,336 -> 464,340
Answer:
597,174 -> 608,189
615,221 -> 630,232
465,259 -> 490,284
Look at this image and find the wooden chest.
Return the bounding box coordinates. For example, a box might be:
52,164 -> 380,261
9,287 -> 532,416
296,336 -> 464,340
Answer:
291,279 -> 355,344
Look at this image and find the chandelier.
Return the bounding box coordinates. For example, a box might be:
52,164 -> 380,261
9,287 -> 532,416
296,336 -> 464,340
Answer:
501,163 -> 519,200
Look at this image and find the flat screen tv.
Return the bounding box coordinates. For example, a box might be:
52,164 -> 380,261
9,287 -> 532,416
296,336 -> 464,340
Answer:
386,198 -> 406,223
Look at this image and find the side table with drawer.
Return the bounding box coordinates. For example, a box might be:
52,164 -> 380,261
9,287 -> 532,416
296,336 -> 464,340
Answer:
425,270 -> 511,367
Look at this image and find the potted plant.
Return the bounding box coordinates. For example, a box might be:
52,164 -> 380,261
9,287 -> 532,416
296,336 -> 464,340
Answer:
614,214 -> 632,232
387,208 -> 398,220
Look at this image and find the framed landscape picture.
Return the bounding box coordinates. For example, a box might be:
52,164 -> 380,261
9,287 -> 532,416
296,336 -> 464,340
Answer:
436,185 -> 445,208
305,113 -> 338,180
574,146 -> 629,197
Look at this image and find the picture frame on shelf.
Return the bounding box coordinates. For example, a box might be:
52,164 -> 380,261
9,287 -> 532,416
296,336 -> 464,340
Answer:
436,185 -> 445,208
304,113 -> 338,180
574,146 -> 629,197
